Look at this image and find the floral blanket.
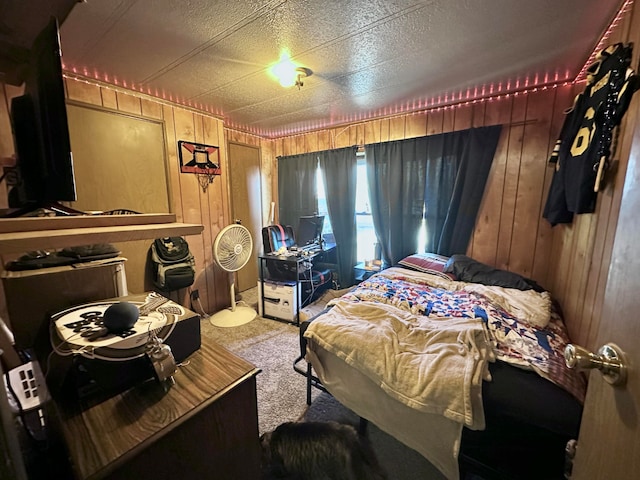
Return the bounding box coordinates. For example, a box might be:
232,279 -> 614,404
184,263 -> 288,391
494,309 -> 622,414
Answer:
334,267 -> 586,403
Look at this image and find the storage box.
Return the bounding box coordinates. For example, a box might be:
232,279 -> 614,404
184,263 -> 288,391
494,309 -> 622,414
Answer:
258,280 -> 298,321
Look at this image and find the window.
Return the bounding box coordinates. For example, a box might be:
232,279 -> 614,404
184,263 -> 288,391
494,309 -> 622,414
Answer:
355,159 -> 376,262
317,153 -> 427,262
316,165 -> 333,241
354,155 -> 427,262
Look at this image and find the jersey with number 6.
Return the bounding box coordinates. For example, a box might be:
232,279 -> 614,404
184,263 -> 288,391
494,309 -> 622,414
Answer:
543,43 -> 639,226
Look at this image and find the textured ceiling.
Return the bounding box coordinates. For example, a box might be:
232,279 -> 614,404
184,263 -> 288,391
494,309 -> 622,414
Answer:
3,0 -> 631,137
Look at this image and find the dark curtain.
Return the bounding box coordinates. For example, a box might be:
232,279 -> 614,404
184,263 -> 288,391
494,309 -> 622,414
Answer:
365,139 -> 427,266
319,147 -> 358,287
366,125 -> 502,264
423,133 -> 460,253
435,126 -> 501,255
277,153 -> 318,228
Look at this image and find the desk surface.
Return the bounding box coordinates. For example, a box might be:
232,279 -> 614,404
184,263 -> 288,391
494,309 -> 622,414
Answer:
55,341 -> 260,479
260,242 -> 336,261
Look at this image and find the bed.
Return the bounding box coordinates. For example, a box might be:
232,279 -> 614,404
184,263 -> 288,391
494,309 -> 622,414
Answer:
297,253 -> 586,480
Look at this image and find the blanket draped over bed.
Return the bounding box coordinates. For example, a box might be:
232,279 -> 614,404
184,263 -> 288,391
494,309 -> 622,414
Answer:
306,300 -> 492,427
303,267 -> 586,480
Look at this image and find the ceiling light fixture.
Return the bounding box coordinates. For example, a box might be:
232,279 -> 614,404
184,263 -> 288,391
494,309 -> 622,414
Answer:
293,67 -> 312,90
270,52 -> 312,89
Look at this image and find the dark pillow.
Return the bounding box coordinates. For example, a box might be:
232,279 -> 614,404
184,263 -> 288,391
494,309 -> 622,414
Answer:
444,254 -> 544,292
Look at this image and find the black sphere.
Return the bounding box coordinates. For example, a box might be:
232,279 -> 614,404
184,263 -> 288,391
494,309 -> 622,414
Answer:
103,302 -> 139,333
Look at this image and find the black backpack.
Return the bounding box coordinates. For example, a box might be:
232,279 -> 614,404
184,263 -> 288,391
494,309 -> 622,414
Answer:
150,237 -> 195,291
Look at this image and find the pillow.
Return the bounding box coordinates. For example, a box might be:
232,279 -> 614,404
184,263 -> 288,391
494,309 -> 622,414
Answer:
398,253 -> 457,280
443,255 -> 545,292
444,254 -> 544,292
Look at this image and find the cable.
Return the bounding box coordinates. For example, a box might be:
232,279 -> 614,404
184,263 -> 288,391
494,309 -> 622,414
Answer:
188,286 -> 210,319
195,297 -> 210,318
298,262 -> 317,307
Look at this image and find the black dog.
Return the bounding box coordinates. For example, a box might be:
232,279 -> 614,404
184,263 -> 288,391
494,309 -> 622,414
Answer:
261,421 -> 387,480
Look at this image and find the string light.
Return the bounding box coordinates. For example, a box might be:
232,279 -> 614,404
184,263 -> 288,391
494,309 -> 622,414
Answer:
62,0 -> 632,139
576,0 -> 634,81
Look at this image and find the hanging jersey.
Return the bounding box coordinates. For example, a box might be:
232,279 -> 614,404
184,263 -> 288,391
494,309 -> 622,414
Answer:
543,43 -> 639,226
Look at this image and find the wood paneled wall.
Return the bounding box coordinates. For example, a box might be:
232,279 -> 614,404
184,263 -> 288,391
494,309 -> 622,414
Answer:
546,5 -> 640,349
0,79 -> 234,316
66,80 -> 236,313
260,90 -> 574,285
1,7 -> 638,350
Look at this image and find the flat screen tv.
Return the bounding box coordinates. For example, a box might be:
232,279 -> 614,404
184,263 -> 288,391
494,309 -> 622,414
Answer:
296,215 -> 324,247
7,16 -> 78,216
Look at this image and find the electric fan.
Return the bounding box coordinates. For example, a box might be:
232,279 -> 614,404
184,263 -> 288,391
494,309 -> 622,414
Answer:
209,223 -> 257,327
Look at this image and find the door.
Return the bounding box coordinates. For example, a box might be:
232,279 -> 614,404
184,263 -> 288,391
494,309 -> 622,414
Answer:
228,142 -> 262,292
570,128 -> 640,477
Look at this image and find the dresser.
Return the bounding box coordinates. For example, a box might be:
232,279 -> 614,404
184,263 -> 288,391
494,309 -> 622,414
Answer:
52,340 -> 261,480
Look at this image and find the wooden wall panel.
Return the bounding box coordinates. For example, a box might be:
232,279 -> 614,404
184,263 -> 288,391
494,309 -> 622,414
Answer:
471,97 -> 513,263
426,110 -> 444,135
453,104 -> 473,131
101,87 -> 118,110
510,89 -> 554,277
388,117 -> 406,140
533,86 -> 577,287
115,92 -> 141,115
366,119 -> 383,143
405,113 -> 427,139
545,6 -> 640,348
495,95 -> 527,271
65,79 -> 101,106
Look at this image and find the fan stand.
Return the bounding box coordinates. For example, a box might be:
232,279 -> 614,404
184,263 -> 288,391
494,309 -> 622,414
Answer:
209,273 -> 256,327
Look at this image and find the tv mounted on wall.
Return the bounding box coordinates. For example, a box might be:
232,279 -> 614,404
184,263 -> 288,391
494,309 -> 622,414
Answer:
6,16 -> 78,217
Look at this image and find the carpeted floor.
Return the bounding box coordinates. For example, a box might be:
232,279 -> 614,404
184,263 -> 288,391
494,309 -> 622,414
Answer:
199,287 -> 319,434
200,287 -> 448,480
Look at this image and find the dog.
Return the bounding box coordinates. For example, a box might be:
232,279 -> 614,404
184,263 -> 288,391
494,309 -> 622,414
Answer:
261,421 -> 387,480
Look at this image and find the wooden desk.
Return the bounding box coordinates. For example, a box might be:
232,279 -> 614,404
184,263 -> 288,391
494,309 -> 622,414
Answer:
53,341 -> 261,480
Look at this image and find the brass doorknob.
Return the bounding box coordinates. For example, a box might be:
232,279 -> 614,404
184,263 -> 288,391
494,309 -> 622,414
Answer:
564,343 -> 627,386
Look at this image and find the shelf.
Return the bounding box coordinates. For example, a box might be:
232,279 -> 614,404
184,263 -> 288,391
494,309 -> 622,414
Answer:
0,213 -> 178,233
0,214 -> 203,254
